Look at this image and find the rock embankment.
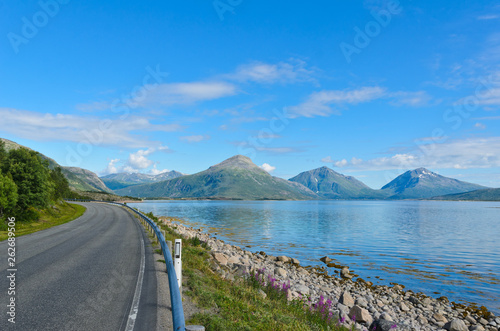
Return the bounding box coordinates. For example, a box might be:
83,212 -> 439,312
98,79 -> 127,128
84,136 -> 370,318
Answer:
161,218 -> 498,331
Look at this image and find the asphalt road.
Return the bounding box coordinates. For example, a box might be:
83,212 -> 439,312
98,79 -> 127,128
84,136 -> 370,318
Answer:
0,202 -> 158,331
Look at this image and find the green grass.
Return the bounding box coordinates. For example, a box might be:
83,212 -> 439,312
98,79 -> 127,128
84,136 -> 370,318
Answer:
143,213 -> 351,331
0,202 -> 86,241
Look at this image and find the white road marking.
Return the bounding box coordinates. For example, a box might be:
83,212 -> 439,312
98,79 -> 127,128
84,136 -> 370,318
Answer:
125,234 -> 146,331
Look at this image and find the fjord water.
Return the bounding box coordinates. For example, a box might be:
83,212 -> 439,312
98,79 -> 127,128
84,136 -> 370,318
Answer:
129,200 -> 500,313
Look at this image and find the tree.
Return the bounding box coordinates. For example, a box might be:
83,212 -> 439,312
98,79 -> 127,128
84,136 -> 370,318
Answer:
0,140 -> 7,166
0,172 -> 18,219
1,147 -> 54,220
50,166 -> 71,200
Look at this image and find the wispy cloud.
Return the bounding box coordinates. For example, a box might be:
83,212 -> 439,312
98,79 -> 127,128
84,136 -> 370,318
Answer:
136,81 -> 237,106
179,135 -> 210,143
475,122 -> 486,130
289,87 -> 433,118
76,101 -> 115,112
388,91 -> 432,106
477,14 -> 499,20
77,81 -> 237,111
288,86 -> 387,118
322,137 -> 500,171
473,116 -> 500,120
227,59 -> 317,84
0,108 -> 183,148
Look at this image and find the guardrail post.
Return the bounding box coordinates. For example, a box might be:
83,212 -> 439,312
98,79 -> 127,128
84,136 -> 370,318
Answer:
174,239 -> 182,292
160,230 -> 166,254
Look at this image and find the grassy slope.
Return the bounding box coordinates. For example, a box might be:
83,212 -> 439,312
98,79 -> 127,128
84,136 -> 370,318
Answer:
0,202 -> 86,241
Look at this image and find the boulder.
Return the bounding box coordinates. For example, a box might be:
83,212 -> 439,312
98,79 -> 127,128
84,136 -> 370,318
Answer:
341,267 -> 353,279
369,319 -> 398,331
320,256 -> 332,263
444,318 -> 467,331
433,313 -> 448,323
380,312 -> 393,322
349,305 -> 373,325
227,255 -> 240,265
296,284 -> 310,296
277,255 -> 291,263
213,252 -> 228,265
339,291 -> 355,308
275,267 -> 287,278
355,296 -> 369,308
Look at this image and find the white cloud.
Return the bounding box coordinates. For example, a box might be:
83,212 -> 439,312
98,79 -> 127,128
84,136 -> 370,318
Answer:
76,81 -> 237,111
149,165 -> 170,175
229,59 -> 317,84
288,86 -> 387,118
321,137 -> 500,171
101,146 -> 170,174
127,148 -> 156,170
136,81 -> 237,107
104,158 -> 121,174
474,116 -> 500,120
473,87 -> 500,106
475,122 -> 486,130
179,135 -> 210,143
388,91 -> 432,106
289,87 -> 434,118
255,147 -> 301,154
76,101 -> 115,112
260,163 -> 276,173
477,14 -> 499,20
0,108 -> 182,148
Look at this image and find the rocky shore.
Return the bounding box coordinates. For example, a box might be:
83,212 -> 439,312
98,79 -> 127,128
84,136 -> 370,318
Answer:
161,217 -> 499,331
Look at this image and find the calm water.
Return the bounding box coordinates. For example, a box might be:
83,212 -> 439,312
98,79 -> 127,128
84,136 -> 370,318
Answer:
129,200 -> 500,313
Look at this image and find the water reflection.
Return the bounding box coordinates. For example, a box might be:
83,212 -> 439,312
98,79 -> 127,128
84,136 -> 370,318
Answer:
130,200 -> 500,313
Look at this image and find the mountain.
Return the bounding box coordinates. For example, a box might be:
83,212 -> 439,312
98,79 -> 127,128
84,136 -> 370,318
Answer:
380,168 -> 487,199
115,155 -> 318,200
289,166 -> 385,199
101,171 -> 184,190
61,167 -> 112,193
1,138 -> 112,193
431,188 -> 500,201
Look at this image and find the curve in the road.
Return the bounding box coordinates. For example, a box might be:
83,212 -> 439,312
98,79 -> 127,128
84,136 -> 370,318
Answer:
0,202 -> 158,331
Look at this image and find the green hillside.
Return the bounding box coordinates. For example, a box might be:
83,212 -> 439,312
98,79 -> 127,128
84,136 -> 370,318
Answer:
0,138 -> 111,193
116,155 -> 317,200
431,188 -> 500,201
289,166 -> 386,199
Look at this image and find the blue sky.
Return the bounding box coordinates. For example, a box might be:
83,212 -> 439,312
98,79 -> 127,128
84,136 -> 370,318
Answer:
1,0 -> 500,189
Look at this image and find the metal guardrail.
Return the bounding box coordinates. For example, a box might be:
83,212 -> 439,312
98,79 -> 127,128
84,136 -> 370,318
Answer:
66,199 -> 186,331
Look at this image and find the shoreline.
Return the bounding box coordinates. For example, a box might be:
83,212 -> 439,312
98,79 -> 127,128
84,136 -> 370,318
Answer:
160,216 -> 499,331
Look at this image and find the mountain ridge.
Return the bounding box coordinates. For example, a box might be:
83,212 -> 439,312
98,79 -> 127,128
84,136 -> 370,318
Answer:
115,155 -> 318,200
101,170 -> 184,190
381,168 -> 487,199
289,166 -> 386,199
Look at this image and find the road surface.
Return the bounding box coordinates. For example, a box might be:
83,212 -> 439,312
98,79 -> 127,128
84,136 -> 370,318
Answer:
0,202 -> 158,330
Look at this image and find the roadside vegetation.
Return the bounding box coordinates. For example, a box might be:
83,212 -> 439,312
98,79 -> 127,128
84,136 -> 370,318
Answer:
142,211 -> 352,331
0,140 -> 85,238
0,202 -> 85,241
